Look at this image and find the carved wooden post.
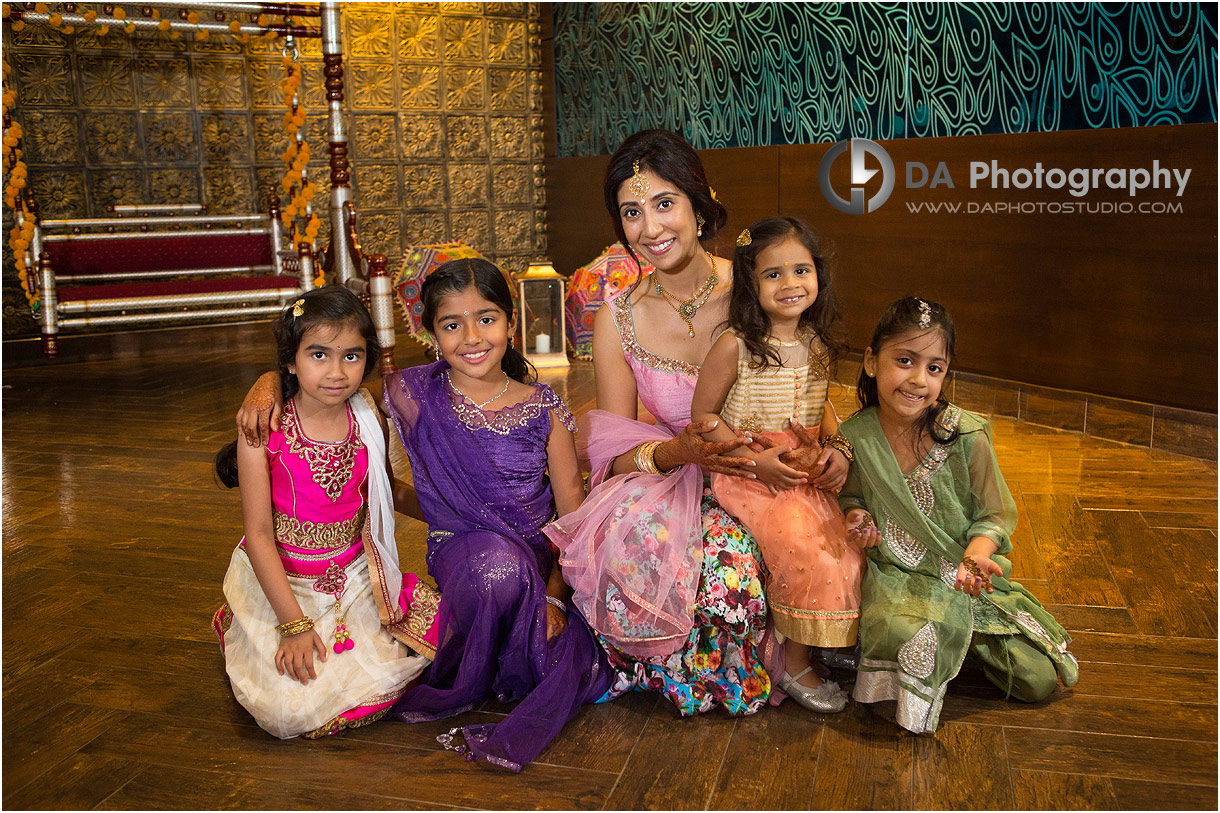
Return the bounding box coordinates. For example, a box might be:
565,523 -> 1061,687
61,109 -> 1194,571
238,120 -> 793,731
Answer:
268,194 -> 284,276
38,253 -> 58,358
320,1 -> 356,285
298,243 -> 315,293
368,253 -> 397,374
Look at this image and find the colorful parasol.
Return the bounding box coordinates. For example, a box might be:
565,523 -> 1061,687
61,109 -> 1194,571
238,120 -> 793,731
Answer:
392,242 -> 512,346
564,243 -> 651,360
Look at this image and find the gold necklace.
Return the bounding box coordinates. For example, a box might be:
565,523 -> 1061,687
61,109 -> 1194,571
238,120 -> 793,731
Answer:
654,250 -> 718,338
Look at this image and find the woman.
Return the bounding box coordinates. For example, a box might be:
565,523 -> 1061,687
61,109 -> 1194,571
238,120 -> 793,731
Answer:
546,130 -> 818,715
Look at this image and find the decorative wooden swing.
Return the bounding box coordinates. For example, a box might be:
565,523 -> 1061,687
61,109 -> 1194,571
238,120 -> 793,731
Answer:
3,1 -> 399,372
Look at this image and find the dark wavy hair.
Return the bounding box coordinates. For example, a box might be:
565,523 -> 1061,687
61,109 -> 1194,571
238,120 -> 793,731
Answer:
857,296 -> 960,444
420,257 -> 536,385
726,216 -> 847,372
214,285 -> 380,488
602,129 -> 727,274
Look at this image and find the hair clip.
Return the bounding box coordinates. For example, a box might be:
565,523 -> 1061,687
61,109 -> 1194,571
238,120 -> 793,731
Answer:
291,298 -> 305,319
736,228 -> 752,247
709,186 -> 719,203
917,299 -> 932,329
628,160 -> 649,198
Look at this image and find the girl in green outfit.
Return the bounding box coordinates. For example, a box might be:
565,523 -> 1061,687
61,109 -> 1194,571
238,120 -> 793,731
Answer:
838,297 -> 1078,734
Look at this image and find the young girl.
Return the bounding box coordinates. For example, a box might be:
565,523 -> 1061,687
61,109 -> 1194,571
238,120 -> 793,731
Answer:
212,286 -> 435,739
690,216 -> 864,713
384,258 -> 610,771
839,296 -> 1079,733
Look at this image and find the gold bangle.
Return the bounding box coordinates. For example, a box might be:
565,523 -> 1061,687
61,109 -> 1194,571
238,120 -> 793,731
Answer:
275,616 -> 314,637
634,441 -> 662,474
820,432 -> 854,462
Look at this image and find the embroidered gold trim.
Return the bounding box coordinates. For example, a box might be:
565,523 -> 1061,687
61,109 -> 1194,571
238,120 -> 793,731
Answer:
613,296 -> 700,377
390,580 -> 441,660
273,509 -> 365,551
445,376 -> 576,435
281,397 -> 363,503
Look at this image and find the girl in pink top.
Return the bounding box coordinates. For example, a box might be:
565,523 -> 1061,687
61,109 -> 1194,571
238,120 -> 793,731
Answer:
212,287 -> 434,739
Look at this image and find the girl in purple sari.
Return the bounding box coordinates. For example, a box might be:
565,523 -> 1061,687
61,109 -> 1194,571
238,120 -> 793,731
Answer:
383,259 -> 610,771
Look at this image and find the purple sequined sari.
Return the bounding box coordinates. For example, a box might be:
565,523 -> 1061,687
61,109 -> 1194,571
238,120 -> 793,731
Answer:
384,361 -> 610,771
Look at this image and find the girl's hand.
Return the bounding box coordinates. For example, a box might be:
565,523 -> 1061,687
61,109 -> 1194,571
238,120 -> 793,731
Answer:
845,509 -> 881,547
275,628 -> 328,685
955,554 -> 1002,596
753,445 -> 809,492
776,417 -> 823,476
659,421 -> 757,478
545,603 -> 568,641
811,447 -> 850,491
236,372 -> 283,448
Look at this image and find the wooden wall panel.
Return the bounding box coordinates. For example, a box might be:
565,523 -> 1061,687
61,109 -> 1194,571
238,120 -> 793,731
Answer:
546,124 -> 1216,411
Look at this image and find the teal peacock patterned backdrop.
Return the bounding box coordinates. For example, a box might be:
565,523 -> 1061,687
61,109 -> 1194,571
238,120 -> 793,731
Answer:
553,2 -> 1218,157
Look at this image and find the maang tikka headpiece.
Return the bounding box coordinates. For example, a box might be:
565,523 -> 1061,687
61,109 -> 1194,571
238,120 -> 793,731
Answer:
628,160 -> 649,198
917,299 -> 932,329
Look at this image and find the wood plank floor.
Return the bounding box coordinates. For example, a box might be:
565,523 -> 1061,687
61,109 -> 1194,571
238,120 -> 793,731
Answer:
3,329 -> 1217,810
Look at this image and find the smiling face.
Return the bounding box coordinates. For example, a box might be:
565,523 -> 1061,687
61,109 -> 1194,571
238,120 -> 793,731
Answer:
430,284 -> 516,388
752,237 -> 821,326
616,168 -> 702,272
289,321 -> 368,410
863,328 -> 950,426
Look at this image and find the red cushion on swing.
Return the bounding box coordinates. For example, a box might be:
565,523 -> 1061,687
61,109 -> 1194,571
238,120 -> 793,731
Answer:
45,232 -> 273,277
58,275 -> 299,302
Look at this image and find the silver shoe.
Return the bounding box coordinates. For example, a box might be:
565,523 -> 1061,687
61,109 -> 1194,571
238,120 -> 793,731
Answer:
779,667 -> 849,713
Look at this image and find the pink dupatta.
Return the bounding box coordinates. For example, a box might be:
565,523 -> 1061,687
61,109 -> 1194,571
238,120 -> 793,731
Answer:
545,408 -> 703,658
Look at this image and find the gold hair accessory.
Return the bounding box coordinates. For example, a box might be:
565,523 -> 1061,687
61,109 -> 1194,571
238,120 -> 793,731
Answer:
917,299 -> 932,329
629,160 -> 649,198
709,186 -> 719,203
736,228 -> 752,247
291,298 -> 305,319
275,616 -> 315,637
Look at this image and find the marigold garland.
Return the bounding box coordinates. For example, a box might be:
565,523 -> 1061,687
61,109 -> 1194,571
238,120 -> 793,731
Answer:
3,58 -> 39,313
277,27 -> 324,287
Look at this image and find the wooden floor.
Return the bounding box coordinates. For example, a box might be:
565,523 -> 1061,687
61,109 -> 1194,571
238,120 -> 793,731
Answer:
3,326 -> 1217,810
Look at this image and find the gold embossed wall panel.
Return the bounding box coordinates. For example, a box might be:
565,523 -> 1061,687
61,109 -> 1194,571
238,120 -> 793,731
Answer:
3,2 -> 545,337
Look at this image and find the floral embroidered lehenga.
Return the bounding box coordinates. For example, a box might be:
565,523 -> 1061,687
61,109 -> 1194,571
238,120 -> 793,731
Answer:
213,392 -> 434,739
546,293 -> 774,716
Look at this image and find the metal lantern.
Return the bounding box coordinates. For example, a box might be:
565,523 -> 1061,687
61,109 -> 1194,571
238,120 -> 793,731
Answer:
515,261 -> 569,369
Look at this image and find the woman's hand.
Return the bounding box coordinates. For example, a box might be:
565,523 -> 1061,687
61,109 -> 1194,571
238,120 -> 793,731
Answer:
656,420 -> 757,478
236,371 -> 283,448
845,509 -> 881,547
275,628 -> 328,685
545,603 -> 568,641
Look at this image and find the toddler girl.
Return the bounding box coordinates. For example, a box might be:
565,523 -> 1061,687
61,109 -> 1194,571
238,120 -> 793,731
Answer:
691,216 -> 864,713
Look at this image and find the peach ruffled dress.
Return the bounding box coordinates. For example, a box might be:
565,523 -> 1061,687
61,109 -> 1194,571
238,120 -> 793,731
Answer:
710,333 -> 864,647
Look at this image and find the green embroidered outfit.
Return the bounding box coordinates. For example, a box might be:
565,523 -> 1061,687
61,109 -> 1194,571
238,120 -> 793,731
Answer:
838,404 -> 1078,733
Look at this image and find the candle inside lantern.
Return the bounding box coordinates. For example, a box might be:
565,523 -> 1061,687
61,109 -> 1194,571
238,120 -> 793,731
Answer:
534,333 -> 551,354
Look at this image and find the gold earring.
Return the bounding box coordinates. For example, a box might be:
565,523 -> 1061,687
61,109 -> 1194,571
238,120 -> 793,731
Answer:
696,213 -> 705,238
